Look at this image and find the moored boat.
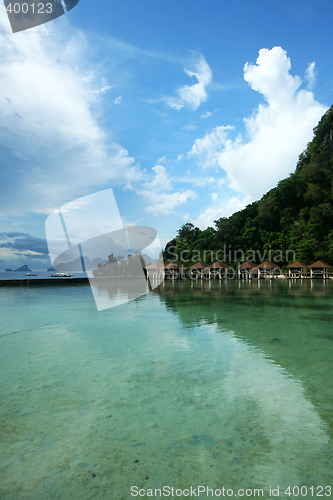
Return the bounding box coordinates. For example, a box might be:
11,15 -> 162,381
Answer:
50,272 -> 73,277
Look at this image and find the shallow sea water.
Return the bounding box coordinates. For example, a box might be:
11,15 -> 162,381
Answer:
0,279 -> 332,499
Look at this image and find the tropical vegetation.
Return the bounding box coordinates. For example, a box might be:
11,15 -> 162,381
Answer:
164,105 -> 333,267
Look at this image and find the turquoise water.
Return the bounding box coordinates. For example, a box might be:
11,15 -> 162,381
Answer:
0,280 -> 332,499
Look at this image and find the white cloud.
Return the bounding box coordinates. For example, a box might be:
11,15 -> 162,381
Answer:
167,54 -> 212,111
143,190 -> 197,216
189,126 -> 234,168
200,111 -> 213,119
176,175 -> 217,188
305,62 -> 317,90
243,46 -> 302,109
0,246 -> 47,262
0,247 -> 18,261
92,78 -> 113,95
150,165 -> 172,191
0,9 -> 141,216
189,46 -> 327,201
138,165 -> 196,216
114,96 -> 123,105
14,249 -> 45,257
190,196 -> 248,229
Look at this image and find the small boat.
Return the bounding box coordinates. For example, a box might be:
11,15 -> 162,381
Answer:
25,273 -> 38,276
50,272 -> 73,278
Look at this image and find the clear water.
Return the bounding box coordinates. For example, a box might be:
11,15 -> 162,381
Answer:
0,280 -> 332,499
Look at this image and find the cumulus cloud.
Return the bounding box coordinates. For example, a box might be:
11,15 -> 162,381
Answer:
138,165 -> 196,216
243,46 -> 302,109
0,9 -> 141,216
189,46 -> 327,201
167,54 -> 212,111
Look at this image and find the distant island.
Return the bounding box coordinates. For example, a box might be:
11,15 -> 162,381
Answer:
47,256 -> 106,273
5,265 -> 32,272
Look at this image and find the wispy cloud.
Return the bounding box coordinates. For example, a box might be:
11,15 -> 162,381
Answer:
190,196 -> 248,229
189,126 -> 234,168
92,78 -> 113,95
102,35 -> 181,65
305,62 -> 317,90
200,111 -> 213,119
167,54 -> 213,111
175,175 -> 216,188
0,9 -> 142,216
144,190 -> 197,216
137,165 -> 196,216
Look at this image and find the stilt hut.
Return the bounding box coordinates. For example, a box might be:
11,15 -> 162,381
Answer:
202,266 -> 211,279
258,260 -> 279,279
209,261 -> 233,279
189,262 -> 208,279
164,262 -> 187,279
238,261 -> 258,279
145,262 -> 164,280
287,261 -> 308,278
308,260 -> 330,279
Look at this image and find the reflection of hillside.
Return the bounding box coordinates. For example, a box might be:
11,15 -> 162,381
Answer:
89,277 -> 149,310
155,280 -> 333,436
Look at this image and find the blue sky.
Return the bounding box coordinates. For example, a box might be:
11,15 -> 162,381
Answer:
0,0 -> 332,269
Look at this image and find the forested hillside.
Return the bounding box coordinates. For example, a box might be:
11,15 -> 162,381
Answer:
164,105 -> 333,266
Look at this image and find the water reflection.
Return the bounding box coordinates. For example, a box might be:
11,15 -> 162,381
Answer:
89,277 -> 149,309
155,279 -> 333,441
0,280 -> 331,497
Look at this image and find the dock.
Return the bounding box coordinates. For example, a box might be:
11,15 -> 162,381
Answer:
0,277 -> 89,287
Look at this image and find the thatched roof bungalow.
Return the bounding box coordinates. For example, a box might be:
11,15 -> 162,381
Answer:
164,262 -> 184,269
189,261 -> 208,278
238,261 -> 258,279
287,261 -> 307,278
164,261 -> 187,279
258,260 -> 280,278
308,260 -> 330,278
210,261 -> 232,269
207,261 -> 233,279
145,262 -> 164,279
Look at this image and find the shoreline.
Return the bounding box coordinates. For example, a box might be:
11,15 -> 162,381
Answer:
0,275 -> 331,287
0,277 -> 90,287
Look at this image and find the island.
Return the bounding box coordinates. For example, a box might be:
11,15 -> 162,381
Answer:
5,265 -> 32,272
